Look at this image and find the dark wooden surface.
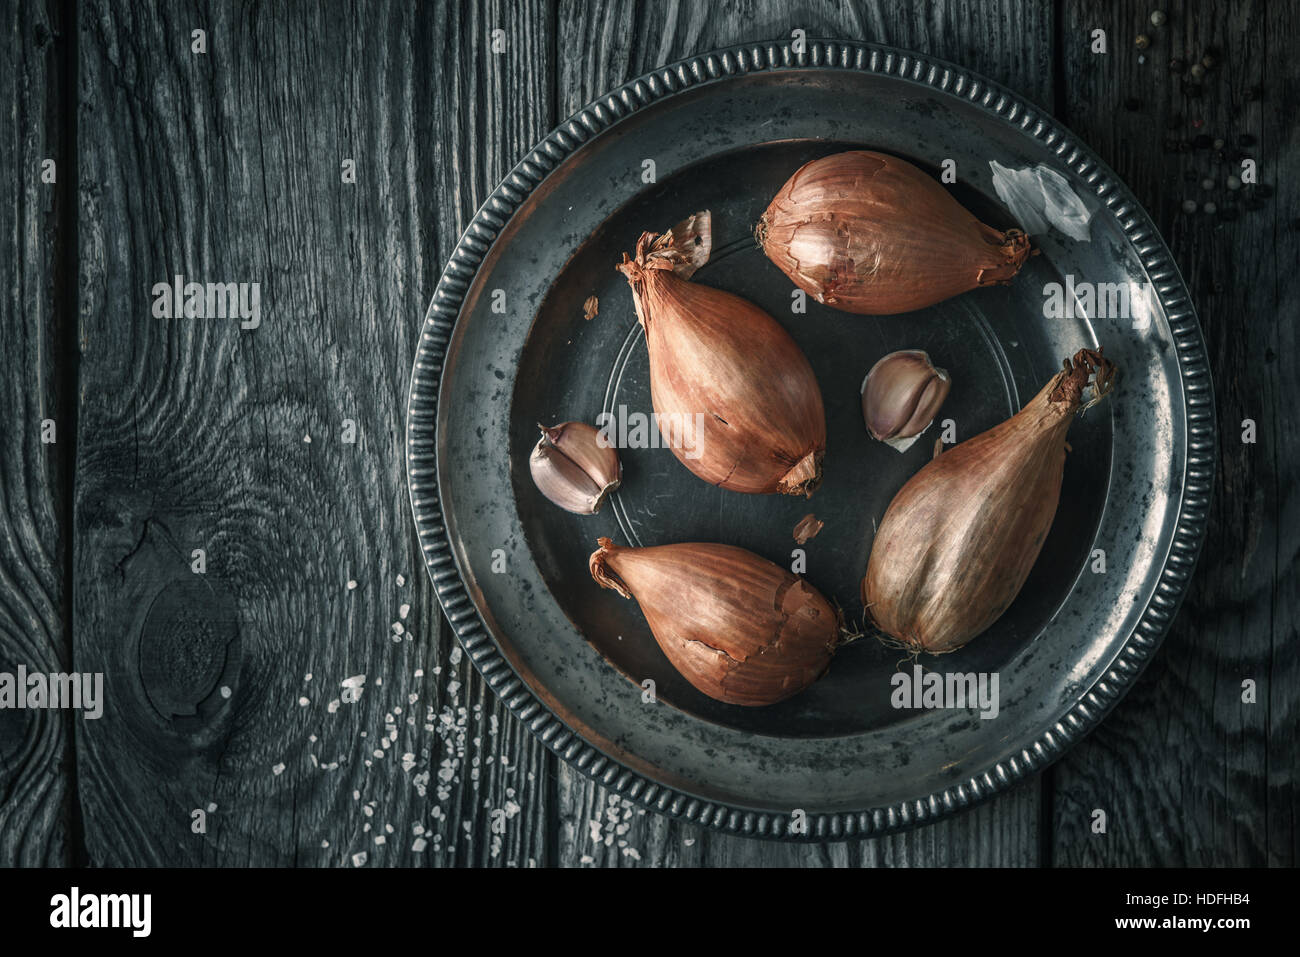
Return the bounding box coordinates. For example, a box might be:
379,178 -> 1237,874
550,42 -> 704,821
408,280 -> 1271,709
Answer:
0,0 -> 1294,866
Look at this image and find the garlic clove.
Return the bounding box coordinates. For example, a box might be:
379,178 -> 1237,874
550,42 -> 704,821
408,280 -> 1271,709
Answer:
529,422 -> 621,514
861,350 -> 951,452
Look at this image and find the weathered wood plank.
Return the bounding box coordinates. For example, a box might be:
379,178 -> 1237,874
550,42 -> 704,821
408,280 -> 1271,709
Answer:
74,0 -> 553,866
554,0 -> 1054,866
557,0 -> 1057,119
0,0 -> 74,867
1052,0 -> 1297,866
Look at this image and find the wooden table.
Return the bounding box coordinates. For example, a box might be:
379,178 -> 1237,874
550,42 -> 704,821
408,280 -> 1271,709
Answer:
2,0 -> 1294,867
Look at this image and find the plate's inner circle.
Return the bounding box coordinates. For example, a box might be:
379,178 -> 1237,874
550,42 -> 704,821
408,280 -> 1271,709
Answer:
512,140 -> 1109,737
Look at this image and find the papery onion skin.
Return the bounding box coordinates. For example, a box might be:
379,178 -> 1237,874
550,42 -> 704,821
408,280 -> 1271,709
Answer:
863,349 -> 1116,654
618,230 -> 826,496
759,151 -> 1032,315
590,538 -> 839,706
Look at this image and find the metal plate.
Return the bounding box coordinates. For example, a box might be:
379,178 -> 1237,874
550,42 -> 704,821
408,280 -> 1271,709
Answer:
406,41 -> 1215,840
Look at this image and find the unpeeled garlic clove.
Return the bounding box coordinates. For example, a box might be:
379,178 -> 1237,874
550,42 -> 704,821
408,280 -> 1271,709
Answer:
861,350 -> 951,452
529,421 -> 621,514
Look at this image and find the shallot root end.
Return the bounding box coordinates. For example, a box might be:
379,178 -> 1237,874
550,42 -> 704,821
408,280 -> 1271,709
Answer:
777,450 -> 824,497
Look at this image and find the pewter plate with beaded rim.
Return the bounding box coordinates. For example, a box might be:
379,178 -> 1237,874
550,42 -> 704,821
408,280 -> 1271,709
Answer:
406,41 -> 1214,840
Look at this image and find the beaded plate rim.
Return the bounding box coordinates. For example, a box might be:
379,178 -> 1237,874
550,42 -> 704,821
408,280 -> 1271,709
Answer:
405,39 -> 1216,841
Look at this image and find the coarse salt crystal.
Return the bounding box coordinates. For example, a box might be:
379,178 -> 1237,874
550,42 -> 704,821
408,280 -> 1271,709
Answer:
272,763 -> 285,775
399,603 -> 410,619
346,580 -> 357,590
396,574 -> 406,586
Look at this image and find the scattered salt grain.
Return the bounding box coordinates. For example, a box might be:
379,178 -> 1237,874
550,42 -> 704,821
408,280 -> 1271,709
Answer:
207,803 -> 217,812
392,622 -> 404,635
399,603 -> 410,619
220,686 -> 231,699
374,835 -> 386,846
303,434 -> 312,443
272,763 -> 285,775
412,837 -> 427,853
347,579 -> 357,590
351,852 -> 367,867
298,697 -> 309,706
396,574 -> 406,586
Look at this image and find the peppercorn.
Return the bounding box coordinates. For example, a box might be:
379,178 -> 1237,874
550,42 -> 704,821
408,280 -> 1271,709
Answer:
1201,178 -> 1215,190
1151,10 -> 1168,26
1181,199 -> 1198,213
1212,137 -> 1225,149
1136,34 -> 1151,50
1203,201 -> 1218,215
1201,54 -> 1216,70
1178,139 -> 1193,152
1190,63 -> 1206,79
1169,56 -> 1186,72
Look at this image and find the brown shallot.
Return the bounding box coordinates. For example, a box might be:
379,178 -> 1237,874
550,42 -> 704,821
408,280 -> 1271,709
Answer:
590,538 -> 840,706
758,150 -> 1032,315
617,214 -> 826,496
863,348 -> 1116,654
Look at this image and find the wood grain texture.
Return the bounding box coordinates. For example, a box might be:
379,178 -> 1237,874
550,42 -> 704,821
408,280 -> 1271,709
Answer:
556,0 -> 1057,118
1051,0 -> 1298,866
74,0 -> 553,866
553,0 -> 1056,866
0,0 -> 74,867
